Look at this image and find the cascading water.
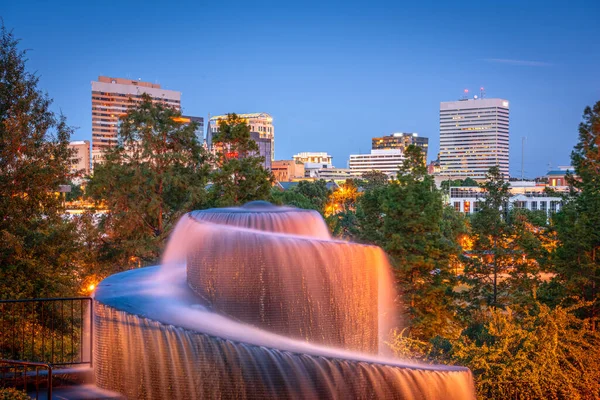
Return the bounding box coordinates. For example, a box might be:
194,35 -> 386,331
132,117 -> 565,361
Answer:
93,201 -> 475,399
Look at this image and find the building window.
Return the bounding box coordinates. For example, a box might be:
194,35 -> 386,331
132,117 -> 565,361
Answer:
514,201 -> 526,209
550,201 -> 559,213
464,201 -> 471,213
540,201 -> 547,212
531,201 -> 538,211
453,202 -> 461,212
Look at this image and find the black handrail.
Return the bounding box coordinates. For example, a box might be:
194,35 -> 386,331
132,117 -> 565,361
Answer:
0,297 -> 93,366
0,359 -> 53,400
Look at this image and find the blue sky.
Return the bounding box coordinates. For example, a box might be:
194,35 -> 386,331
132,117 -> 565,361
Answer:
3,0 -> 600,177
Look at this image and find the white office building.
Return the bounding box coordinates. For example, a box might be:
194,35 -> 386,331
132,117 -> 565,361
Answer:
348,149 -> 404,177
439,98 -> 509,180
448,182 -> 565,216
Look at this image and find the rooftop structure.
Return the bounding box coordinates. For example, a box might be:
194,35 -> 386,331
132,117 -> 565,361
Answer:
372,132 -> 429,159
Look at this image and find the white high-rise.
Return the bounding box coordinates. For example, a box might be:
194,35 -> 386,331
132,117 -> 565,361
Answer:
439,98 -> 509,180
348,149 -> 404,177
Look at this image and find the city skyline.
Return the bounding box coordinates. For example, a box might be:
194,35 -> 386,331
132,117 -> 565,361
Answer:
4,0 -> 599,177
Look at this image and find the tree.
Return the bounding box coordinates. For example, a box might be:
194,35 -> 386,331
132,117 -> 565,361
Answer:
383,145 -> 461,340
87,94 -> 210,269
461,166 -> 512,309
552,101 -> 600,323
448,303 -> 600,400
359,170 -> 389,191
209,114 -> 273,206
270,180 -> 331,214
0,25 -> 80,298
354,184 -> 387,245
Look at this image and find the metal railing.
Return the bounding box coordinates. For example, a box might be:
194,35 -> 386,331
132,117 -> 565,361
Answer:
0,359 -> 52,400
0,297 -> 93,366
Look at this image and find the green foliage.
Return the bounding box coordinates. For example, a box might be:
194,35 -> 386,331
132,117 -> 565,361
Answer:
462,166 -> 512,308
209,114 -> 273,206
0,25 -> 80,298
440,177 -> 478,193
353,185 -> 387,244
87,94 -> 210,269
451,304 -> 600,400
388,303 -> 600,400
373,145 -> 464,340
551,101 -> 600,322
65,181 -> 84,202
270,180 -> 331,214
358,170 -> 389,191
0,388 -> 30,400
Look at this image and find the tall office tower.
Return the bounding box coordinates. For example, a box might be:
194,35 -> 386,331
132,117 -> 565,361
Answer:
372,132 -> 429,159
91,76 -> 181,164
206,113 -> 274,167
439,98 -> 509,180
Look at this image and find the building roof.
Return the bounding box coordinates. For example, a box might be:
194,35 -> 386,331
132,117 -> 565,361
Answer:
209,113 -> 272,121
547,169 -> 573,176
278,182 -> 299,190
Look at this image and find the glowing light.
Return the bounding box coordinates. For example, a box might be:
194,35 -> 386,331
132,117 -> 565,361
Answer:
88,284 -> 96,292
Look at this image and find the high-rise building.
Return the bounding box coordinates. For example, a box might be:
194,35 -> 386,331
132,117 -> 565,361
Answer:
91,76 -> 181,164
372,132 -> 428,159
206,113 -> 274,167
292,152 -> 334,178
348,149 -> 404,177
68,140 -> 91,177
439,98 -> 509,180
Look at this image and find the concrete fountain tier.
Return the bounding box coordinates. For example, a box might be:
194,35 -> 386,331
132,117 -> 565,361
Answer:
93,202 -> 475,399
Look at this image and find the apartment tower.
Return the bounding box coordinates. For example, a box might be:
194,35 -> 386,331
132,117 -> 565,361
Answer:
91,76 -> 181,164
439,98 -> 509,180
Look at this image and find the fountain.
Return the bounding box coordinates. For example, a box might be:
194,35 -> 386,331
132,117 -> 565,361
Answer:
93,201 -> 475,399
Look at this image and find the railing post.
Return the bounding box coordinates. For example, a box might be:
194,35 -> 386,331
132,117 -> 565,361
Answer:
47,364 -> 52,400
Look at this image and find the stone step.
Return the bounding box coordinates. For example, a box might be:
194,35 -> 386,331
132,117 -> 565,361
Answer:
29,384 -> 124,400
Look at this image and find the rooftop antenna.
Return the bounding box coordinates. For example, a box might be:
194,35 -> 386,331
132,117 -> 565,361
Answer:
521,137 -> 527,180
480,87 -> 486,99
461,89 -> 469,100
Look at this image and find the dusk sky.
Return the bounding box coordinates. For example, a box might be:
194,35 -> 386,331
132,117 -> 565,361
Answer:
4,0 -> 600,177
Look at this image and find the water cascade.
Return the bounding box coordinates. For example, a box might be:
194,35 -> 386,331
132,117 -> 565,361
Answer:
93,201 -> 475,399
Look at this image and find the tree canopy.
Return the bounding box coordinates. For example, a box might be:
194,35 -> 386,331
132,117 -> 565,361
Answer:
0,25 -> 79,298
209,114 -> 273,206
87,94 -> 210,269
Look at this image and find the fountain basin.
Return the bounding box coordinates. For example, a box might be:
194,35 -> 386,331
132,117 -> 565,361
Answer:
93,267 -> 475,399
